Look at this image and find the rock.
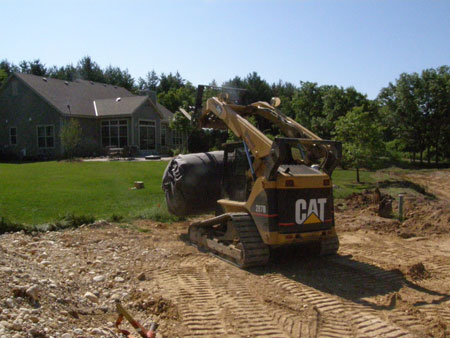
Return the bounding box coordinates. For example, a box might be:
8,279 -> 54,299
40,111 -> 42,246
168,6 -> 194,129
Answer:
0,267 -> 13,275
73,328 -> 83,335
114,276 -> 124,283
12,286 -> 27,298
10,320 -> 22,331
84,292 -> 99,303
28,327 -> 47,337
378,195 -> 394,218
137,272 -> 146,281
26,285 -> 40,301
61,333 -> 72,338
30,316 -> 39,323
4,298 -> 14,308
93,275 -> 105,282
111,293 -> 121,301
91,328 -> 103,335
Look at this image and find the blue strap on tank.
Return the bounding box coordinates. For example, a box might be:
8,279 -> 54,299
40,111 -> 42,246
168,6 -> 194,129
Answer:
243,141 -> 256,181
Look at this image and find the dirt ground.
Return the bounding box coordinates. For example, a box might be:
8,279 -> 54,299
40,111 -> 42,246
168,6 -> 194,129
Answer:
0,170 -> 449,338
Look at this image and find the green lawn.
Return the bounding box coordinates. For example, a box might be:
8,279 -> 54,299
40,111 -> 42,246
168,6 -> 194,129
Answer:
0,161 -> 376,226
332,169 -> 377,199
0,160 -> 171,225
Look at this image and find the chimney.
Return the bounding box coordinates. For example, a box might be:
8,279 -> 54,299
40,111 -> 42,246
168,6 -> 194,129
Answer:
140,89 -> 157,104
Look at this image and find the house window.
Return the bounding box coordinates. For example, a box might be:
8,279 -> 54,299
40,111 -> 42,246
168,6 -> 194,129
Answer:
101,119 -> 128,148
172,129 -> 183,146
37,125 -> 54,148
139,120 -> 156,150
161,123 -> 168,146
9,127 -> 17,145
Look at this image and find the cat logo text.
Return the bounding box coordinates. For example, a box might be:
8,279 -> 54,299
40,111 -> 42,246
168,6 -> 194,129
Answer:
295,198 -> 327,224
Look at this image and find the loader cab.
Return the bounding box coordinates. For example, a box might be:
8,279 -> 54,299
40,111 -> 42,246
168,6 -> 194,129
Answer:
222,142 -> 252,202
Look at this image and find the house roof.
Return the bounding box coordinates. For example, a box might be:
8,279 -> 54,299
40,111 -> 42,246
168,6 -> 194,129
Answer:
94,96 -> 148,117
156,102 -> 173,122
13,73 -> 173,121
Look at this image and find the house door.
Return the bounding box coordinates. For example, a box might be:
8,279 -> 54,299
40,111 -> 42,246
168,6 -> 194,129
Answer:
101,120 -> 128,148
139,120 -> 156,150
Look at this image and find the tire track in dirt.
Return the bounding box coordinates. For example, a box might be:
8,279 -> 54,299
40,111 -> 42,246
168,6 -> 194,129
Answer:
266,273 -> 414,337
419,301 -> 450,325
158,243 -> 449,337
157,265 -> 227,337
160,255 -> 322,337
330,253 -> 450,335
207,265 -> 307,338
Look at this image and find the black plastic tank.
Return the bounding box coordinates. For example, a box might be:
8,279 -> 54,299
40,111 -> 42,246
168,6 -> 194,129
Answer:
162,151 -> 224,217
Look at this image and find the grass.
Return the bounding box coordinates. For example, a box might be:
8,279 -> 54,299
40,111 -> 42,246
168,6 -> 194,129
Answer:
0,160 -> 174,226
0,161 -> 380,230
332,169 -> 377,199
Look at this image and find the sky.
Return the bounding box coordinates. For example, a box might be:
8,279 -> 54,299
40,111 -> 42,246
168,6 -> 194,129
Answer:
1,0 -> 449,98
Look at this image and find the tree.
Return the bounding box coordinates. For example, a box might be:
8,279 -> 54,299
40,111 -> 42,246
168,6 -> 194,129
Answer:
138,70 -> 159,92
157,83 -> 196,113
47,64 -> 78,81
104,66 -> 135,91
0,59 -> 18,76
17,59 -> 47,76
377,66 -> 450,164
291,81 -> 324,131
158,72 -> 185,93
0,69 -> 7,87
334,106 -> 386,183
271,80 -> 297,118
291,82 -> 369,139
77,56 -> 105,83
60,119 -> 82,158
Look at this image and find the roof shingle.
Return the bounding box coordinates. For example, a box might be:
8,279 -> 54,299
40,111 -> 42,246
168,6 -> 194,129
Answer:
15,73 -> 135,117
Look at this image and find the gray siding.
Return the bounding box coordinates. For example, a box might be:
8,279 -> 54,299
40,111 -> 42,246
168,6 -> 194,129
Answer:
0,77 -> 62,159
132,101 -> 162,154
61,116 -> 102,156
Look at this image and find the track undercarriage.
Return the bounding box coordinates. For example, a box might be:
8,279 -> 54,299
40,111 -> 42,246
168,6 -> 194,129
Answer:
189,213 -> 270,268
189,212 -> 339,268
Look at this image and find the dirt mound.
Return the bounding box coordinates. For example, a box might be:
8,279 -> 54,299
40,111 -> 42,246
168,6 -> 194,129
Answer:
339,190 -> 374,209
337,189 -> 449,238
400,196 -> 450,236
407,262 -> 431,280
132,294 -> 179,320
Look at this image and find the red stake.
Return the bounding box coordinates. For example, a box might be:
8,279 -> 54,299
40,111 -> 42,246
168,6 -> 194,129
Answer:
115,301 -> 158,338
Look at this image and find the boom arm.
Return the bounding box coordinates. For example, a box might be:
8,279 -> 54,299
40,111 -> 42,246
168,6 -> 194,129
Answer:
193,92 -> 341,177
202,97 -> 273,159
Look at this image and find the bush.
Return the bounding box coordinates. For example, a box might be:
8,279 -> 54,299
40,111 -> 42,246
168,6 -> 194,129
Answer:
61,119 -> 82,158
109,214 -> 124,222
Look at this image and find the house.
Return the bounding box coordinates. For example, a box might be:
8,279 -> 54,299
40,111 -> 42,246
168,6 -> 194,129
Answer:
0,73 -> 185,160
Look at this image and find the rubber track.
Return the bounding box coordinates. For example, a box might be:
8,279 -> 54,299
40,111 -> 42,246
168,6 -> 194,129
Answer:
189,213 -> 270,268
232,213 -> 270,267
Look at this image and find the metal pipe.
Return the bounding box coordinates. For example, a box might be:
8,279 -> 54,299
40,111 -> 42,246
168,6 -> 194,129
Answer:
398,194 -> 404,221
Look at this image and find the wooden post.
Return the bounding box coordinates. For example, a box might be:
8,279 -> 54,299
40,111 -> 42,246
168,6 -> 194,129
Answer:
134,181 -> 144,189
